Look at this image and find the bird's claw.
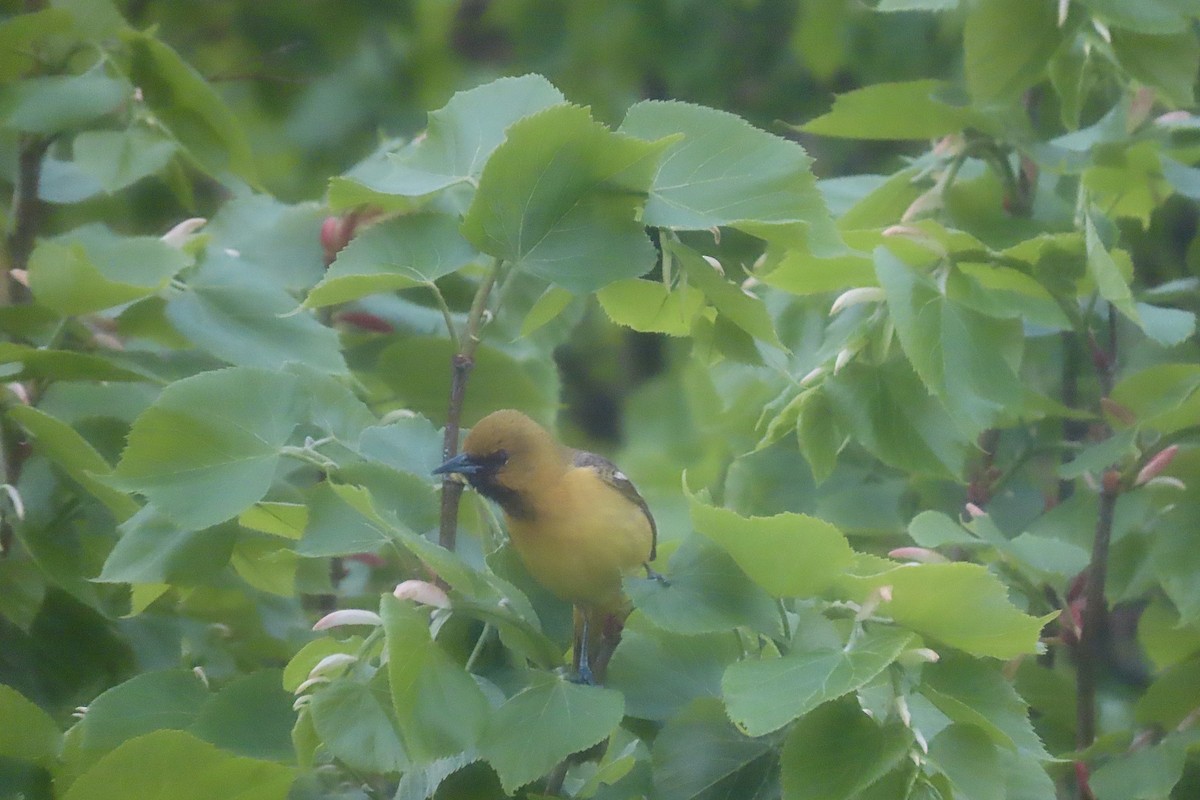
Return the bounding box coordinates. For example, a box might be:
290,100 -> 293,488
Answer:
571,662 -> 597,686
644,564 -> 670,586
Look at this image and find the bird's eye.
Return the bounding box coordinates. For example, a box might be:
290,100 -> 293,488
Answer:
479,449 -> 508,470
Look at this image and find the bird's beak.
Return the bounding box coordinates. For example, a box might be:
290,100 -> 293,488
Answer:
433,452 -> 482,476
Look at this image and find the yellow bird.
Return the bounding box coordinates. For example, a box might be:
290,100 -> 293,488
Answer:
434,409 -> 657,683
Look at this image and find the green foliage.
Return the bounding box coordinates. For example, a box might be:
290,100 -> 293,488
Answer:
2,1 -> 1199,799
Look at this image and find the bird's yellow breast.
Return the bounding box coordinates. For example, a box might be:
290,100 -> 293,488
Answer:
505,465 -> 654,612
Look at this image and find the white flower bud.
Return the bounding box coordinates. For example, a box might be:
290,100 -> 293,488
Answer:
393,579 -> 451,609
312,609 -> 383,631
829,287 -> 885,316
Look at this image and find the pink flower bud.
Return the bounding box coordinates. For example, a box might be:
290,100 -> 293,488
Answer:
964,502 -> 986,519
1136,445 -> 1180,486
888,547 -> 948,564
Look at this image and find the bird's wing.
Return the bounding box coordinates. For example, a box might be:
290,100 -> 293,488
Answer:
570,449 -> 658,561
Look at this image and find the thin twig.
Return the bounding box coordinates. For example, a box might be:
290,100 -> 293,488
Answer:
437,258 -> 503,552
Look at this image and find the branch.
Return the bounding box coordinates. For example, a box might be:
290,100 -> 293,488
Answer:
3,135 -> 49,306
437,258 -> 503,552
1076,470 -> 1120,749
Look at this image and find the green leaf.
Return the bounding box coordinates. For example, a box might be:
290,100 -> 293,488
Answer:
1089,734 -> 1189,800
73,127 -> 177,193
920,654 -> 1050,759
1136,302 -> 1196,347
28,225 -> 190,315
1056,429 -> 1137,479
231,536 -> 297,595
519,285 -> 575,337
671,242 -> 787,350
334,75 -> 565,201
8,405 -> 138,521
838,562 -> 1052,659
0,72 -> 128,134
627,536 -> 784,638
283,636 -> 364,693
780,697 -> 911,800
239,503 -> 307,540
823,361 -> 968,479
908,510 -> 975,547
687,491 -> 854,598
1084,213 -> 1138,320
1080,0 -> 1194,34
111,368 -> 302,529
377,337 -> 555,427
0,556 -> 44,631
296,482 -> 392,557
167,252 -> 347,375
462,103 -> 669,293
619,100 -> 825,229
926,724 -> 1002,800
651,697 -> 774,800
478,673 -> 624,793
607,619 -> 742,721
97,507 -> 237,585
124,31 -> 258,183
0,684 -> 61,766
876,248 -> 1023,437
62,729 -> 293,800
73,669 -> 209,754
357,418 -> 445,478
1135,658 -> 1200,730
305,212 -> 478,309
796,389 -> 842,484
803,80 -> 984,140
202,195 -> 328,293
1110,363 -> 1200,434
190,670 -> 295,762
382,595 -> 489,763
0,8 -> 72,82
1137,598 -> 1200,670
964,0 -> 1060,103
309,679 -> 409,774
1112,30 -> 1199,106
597,278 -> 705,336
722,625 -> 914,737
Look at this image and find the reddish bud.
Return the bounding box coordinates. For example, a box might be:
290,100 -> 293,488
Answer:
335,311 -> 394,333
1136,445 -> 1180,486
1074,761 -> 1094,799
320,215 -> 358,265
1101,468 -> 1122,495
347,552 -> 386,568
1100,397 -> 1136,426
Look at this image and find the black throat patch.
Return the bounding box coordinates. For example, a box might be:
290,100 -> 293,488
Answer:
468,475 -> 534,521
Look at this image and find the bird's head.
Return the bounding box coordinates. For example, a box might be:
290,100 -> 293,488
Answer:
433,410 -> 563,495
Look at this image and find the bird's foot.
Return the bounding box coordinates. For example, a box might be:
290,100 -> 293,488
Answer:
570,662 -> 597,686
644,564 -> 670,586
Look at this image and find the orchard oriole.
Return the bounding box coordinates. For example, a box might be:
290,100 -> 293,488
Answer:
434,409 -> 657,683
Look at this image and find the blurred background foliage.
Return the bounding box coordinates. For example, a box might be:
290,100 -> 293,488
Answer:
3,0 -> 1200,797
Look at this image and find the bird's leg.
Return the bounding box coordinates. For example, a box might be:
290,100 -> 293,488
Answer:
644,563 -> 670,586
572,608 -> 596,685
